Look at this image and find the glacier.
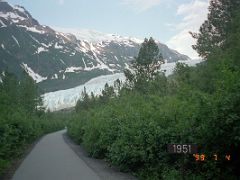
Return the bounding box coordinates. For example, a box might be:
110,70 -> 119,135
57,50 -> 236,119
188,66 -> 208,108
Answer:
43,59 -> 202,111
43,73 -> 126,111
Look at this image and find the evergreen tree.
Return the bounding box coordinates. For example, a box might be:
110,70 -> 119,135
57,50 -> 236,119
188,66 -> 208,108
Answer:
76,87 -> 90,112
82,87 -> 89,103
124,37 -> 164,92
19,72 -> 40,114
100,83 -> 115,102
173,62 -> 191,83
114,79 -> 121,92
90,92 -> 95,101
191,0 -> 240,58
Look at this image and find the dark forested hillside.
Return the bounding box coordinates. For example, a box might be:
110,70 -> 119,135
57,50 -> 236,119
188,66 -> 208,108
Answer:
68,0 -> 240,179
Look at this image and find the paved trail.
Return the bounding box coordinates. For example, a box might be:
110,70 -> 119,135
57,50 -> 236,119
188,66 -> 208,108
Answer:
12,130 -> 136,180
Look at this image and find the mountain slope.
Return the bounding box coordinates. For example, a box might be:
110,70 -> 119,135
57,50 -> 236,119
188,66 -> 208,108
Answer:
0,1 -> 190,93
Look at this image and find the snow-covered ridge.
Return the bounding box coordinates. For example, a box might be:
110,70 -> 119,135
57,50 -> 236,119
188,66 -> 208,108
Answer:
0,2 -> 30,23
54,27 -> 143,45
14,5 -> 26,14
43,59 -> 202,111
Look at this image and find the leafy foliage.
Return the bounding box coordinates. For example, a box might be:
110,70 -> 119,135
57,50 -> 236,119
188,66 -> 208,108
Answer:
191,0 -> 240,58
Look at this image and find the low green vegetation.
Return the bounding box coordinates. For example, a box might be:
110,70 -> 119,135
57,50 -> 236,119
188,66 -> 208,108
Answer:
68,1 -> 240,179
0,72 -> 66,176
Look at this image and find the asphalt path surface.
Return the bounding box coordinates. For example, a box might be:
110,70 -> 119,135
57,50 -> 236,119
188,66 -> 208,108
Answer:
12,130 -> 136,180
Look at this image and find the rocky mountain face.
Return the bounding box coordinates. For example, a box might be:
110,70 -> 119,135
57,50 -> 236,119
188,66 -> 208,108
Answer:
0,1 -> 190,92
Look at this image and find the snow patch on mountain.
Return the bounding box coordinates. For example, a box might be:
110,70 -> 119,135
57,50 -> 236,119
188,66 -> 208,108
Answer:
36,47 -> 48,54
12,35 -> 20,47
65,66 -> 83,73
91,50 -> 114,72
21,63 -> 47,83
0,71 -> 3,83
1,43 -> 5,49
51,74 -> 58,80
17,25 -> 45,34
60,59 -> 66,66
0,12 -> 25,23
28,34 -> 40,44
54,42 -> 63,49
26,26 -> 45,34
41,42 -> 51,48
0,19 -> 6,27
